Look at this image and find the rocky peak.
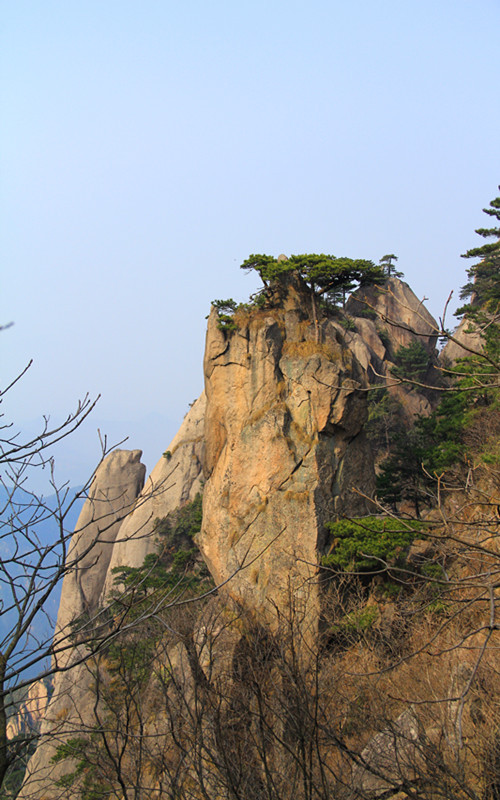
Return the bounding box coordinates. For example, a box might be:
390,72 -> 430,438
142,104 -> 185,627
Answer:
19,270 -> 461,800
6,679 -> 51,741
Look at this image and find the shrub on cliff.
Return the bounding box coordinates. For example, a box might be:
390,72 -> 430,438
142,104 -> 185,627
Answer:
110,493 -> 210,605
322,517 -> 424,574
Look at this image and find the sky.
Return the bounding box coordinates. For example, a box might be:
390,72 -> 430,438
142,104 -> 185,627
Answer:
1,0 -> 499,490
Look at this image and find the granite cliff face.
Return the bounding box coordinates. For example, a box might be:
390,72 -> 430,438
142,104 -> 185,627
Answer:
5,680 -> 51,742
198,273 -> 375,630
18,452 -> 145,799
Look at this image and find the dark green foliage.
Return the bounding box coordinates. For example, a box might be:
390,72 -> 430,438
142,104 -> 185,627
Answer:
111,493 -> 208,602
52,738 -> 109,800
454,188 -> 500,385
339,315 -> 356,331
357,307 -> 377,320
365,387 -> 406,455
375,193 -> 500,499
415,389 -> 469,473
419,312 -> 499,472
378,340 -> 499,510
376,324 -> 391,348
329,605 -> 379,639
212,298 -> 239,332
154,491 -> 203,542
322,517 -> 423,573
212,298 -> 238,314
456,188 -> 500,320
240,252 -> 384,303
376,427 -> 432,516
172,546 -> 198,573
289,253 -> 384,299
390,341 -> 430,383
240,253 -> 284,283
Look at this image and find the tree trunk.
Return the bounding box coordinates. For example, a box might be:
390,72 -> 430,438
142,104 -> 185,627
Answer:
311,287 -> 319,343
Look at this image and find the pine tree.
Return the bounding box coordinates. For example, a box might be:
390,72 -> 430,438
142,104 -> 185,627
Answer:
379,254 -> 404,278
456,187 -> 500,320
240,253 -> 385,340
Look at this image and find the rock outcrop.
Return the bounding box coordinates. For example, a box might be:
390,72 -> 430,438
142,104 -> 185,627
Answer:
352,709 -> 422,795
346,277 -> 438,355
53,449 -> 145,668
6,679 -> 51,741
19,271 -> 466,800
198,273 -> 375,632
440,316 -> 483,364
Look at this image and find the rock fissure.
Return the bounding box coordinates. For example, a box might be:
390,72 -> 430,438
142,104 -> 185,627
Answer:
212,358 -> 250,370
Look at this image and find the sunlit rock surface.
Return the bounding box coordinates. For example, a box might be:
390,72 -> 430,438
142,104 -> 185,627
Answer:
53,448 -> 145,669
346,276 -> 439,355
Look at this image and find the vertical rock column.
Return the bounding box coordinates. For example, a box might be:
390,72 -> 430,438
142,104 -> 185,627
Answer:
53,449 -> 146,668
198,276 -> 375,635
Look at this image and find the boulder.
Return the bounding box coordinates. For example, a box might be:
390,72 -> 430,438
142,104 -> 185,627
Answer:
352,709 -> 422,795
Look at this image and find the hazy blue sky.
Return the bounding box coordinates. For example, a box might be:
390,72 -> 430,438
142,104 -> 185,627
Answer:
1,0 -> 499,487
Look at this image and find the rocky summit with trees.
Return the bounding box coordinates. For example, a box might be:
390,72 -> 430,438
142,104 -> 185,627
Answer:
2,188 -> 500,800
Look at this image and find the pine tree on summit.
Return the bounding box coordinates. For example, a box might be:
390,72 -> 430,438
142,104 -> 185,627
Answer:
379,253 -> 404,278
240,252 -> 384,339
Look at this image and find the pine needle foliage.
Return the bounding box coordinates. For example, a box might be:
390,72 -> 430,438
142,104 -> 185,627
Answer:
322,517 -> 424,573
